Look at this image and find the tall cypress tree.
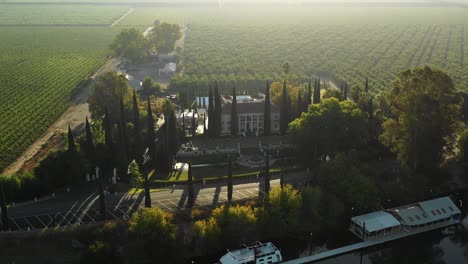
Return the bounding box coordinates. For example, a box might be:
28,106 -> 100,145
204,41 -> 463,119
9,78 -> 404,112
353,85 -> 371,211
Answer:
344,81 -> 348,100
146,98 -> 156,163
85,117 -> 96,166
296,89 -> 303,118
365,77 -> 369,93
307,79 -> 312,106
227,157 -> 233,202
169,110 -> 178,157
187,162 -> 194,207
264,81 -> 271,136
214,82 -> 222,136
132,90 -> 142,163
280,80 -> 289,135
231,86 -> 238,136
207,87 -> 215,137
313,78 -> 321,104
67,124 -> 78,186
203,97 -> 206,109
264,146 -> 270,196
119,97 -> 127,154
203,113 -> 206,135
182,112 -> 186,137
191,110 -> 197,136
103,107 -> 113,153
67,125 -> 76,153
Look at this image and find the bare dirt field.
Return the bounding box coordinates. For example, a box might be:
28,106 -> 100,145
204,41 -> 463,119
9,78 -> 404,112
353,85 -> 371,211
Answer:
1,58 -> 121,175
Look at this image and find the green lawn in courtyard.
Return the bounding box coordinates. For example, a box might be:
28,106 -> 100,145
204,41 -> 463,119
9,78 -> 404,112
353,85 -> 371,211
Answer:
149,165 -> 283,183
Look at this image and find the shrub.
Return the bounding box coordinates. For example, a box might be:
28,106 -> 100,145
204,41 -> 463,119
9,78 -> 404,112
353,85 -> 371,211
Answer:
80,240 -> 123,264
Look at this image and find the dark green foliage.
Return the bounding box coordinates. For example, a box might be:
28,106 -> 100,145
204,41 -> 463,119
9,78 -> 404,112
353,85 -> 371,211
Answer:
307,79 -> 312,106
182,112 -> 186,136
380,66 -> 463,173
128,207 -> 178,260
97,167 -> 106,220
296,89 -> 303,118
117,98 -> 128,179
323,88 -> 344,101
344,81 -> 348,100
227,158 -> 233,201
143,163 -> 151,208
350,85 -> 363,102
257,185 -> 301,238
264,147 -> 270,196
141,77 -> 161,99
289,98 -> 369,160
168,110 -> 178,158
80,240 -> 123,264
85,117 -> 96,166
458,129 -> 468,172
313,78 -> 321,104
103,107 -> 113,155
214,82 -> 222,137
263,81 -> 271,136
109,28 -> 147,64
146,98 -> 156,164
203,113 -> 206,135
187,163 -> 194,207
0,173 -> 32,203
280,81 -> 289,135
191,110 -> 197,136
67,125 -> 76,153
365,77 -> 369,93
207,87 -> 215,138
1,184 -> 8,230
88,71 -> 133,123
231,87 -> 238,136
319,151 -> 380,212
132,91 -> 143,163
149,22 -> 182,54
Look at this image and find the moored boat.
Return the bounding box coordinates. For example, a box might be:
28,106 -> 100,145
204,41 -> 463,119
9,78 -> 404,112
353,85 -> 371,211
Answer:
219,242 -> 282,264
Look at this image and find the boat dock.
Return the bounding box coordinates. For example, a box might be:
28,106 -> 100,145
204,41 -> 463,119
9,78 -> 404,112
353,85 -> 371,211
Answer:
283,196 -> 462,264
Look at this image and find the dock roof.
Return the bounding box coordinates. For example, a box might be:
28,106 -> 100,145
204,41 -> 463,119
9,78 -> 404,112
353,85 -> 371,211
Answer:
351,211 -> 400,233
392,196 -> 461,226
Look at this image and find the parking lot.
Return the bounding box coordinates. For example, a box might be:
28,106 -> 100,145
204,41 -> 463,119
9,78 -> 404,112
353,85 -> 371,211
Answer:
5,186 -> 263,232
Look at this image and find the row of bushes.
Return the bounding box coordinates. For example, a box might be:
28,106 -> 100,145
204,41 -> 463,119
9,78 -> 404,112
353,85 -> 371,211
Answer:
0,172 -> 41,203
0,149 -> 87,204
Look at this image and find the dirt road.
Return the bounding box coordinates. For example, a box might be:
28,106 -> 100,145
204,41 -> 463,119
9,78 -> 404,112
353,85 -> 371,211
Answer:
1,58 -> 121,176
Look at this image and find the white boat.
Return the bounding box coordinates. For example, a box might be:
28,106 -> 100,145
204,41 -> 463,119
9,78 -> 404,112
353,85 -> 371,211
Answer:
219,242 -> 282,264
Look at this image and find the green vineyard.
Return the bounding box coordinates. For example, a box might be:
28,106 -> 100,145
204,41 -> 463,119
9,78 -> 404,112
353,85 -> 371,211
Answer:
0,27 -> 116,171
0,6 -> 130,25
117,7 -> 468,91
1,5 -> 468,172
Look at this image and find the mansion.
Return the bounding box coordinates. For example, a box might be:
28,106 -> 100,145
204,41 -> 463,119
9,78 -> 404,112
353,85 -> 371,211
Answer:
220,95 -> 280,136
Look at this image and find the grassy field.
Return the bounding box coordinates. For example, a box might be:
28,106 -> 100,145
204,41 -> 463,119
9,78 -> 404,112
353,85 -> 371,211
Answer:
118,7 -> 468,92
150,165 -> 283,183
0,27 -> 117,172
0,6 -> 129,25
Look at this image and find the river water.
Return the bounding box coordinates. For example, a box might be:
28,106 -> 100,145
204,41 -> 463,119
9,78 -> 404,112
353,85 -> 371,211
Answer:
279,211 -> 468,264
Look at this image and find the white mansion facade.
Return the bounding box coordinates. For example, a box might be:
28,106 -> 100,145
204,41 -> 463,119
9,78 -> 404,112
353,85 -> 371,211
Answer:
220,95 -> 280,135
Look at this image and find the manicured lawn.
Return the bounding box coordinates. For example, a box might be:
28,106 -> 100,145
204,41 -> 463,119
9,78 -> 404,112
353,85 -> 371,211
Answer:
149,165 -> 283,183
